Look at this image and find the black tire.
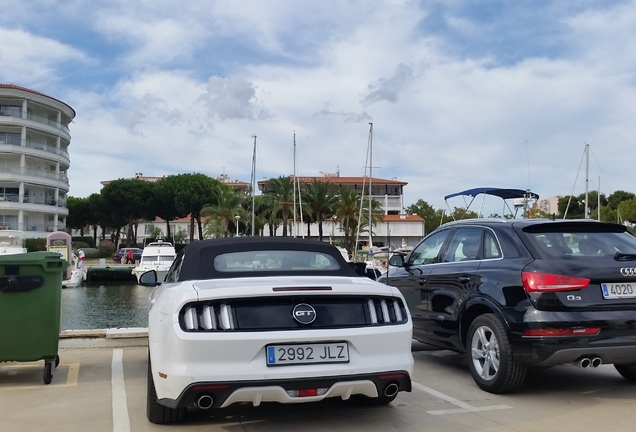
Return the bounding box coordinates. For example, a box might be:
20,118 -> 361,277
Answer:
147,355 -> 186,424
614,363 -> 636,382
43,361 -> 53,385
466,313 -> 526,394
55,354 -> 60,368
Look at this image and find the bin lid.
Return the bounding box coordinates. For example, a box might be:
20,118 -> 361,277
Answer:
0,251 -> 69,272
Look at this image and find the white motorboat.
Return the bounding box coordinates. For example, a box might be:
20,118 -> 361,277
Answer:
132,240 -> 176,283
0,230 -> 28,255
62,250 -> 87,288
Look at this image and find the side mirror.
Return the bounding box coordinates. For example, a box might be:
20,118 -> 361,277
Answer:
138,270 -> 160,286
388,253 -> 406,267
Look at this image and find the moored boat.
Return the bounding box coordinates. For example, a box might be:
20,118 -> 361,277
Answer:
0,229 -> 27,255
132,240 -> 176,283
62,250 -> 87,288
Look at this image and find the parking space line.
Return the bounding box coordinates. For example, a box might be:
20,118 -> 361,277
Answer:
111,349 -> 131,432
0,363 -> 81,391
412,382 -> 512,414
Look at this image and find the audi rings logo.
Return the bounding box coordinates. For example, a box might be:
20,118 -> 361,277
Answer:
292,303 -> 316,325
620,267 -> 636,277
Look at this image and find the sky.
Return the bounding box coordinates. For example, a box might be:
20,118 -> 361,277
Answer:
1,0 -> 635,215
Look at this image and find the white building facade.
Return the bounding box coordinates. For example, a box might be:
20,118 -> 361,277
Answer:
0,84 -> 75,237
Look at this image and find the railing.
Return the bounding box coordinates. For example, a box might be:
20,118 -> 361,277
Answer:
23,223 -> 57,232
0,193 -> 66,207
0,163 -> 69,183
0,137 -> 70,160
0,108 -> 70,133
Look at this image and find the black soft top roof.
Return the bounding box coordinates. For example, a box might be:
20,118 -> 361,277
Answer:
176,237 -> 360,281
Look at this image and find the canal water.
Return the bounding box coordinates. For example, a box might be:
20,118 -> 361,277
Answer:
60,282 -> 150,330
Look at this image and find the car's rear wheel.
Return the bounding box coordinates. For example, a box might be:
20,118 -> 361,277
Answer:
147,354 -> 186,424
466,314 -> 526,394
614,363 -> 636,382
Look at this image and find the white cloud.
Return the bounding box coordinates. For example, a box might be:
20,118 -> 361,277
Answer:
3,0 -> 636,217
0,28 -> 92,86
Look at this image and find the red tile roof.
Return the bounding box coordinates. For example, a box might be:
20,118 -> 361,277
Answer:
259,176 -> 407,185
0,83 -> 75,117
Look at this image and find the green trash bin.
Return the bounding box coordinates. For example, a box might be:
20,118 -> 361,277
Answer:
0,251 -> 68,384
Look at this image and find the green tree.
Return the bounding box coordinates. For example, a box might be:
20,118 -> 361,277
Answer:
303,179 -> 338,241
153,176 -> 188,241
333,188 -> 362,256
558,195 -> 584,219
201,183 -> 247,237
618,199 -> 636,225
66,196 -> 90,235
607,190 -> 636,210
100,179 -> 155,247
171,173 -> 218,242
264,176 -> 294,237
86,193 -> 105,245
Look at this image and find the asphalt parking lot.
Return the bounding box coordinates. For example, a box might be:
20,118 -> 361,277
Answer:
1,339 -> 635,432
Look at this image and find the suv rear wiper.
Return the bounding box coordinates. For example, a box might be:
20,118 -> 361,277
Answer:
614,252 -> 636,261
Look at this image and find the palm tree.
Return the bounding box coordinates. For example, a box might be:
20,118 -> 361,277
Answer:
303,179 -> 338,241
264,176 -> 294,237
333,188 -> 362,254
201,183 -> 247,237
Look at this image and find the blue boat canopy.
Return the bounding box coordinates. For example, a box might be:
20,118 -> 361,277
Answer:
444,187 -> 540,220
444,187 -> 539,201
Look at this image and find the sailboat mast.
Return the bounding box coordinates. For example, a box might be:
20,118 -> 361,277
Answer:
368,123 -> 373,249
292,131 -> 297,237
251,134 -> 257,236
584,143 -> 589,219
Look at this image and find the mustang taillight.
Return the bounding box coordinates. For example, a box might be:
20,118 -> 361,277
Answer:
522,271 -> 590,292
179,297 -> 408,332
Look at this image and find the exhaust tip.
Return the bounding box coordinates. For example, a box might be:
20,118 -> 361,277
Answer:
579,358 -> 591,368
195,394 -> 214,409
384,383 -> 399,398
591,357 -> 602,368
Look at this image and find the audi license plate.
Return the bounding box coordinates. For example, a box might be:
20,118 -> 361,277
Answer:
266,342 -> 349,366
601,283 -> 636,299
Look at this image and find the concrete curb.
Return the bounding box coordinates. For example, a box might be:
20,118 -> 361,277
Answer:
59,328 -> 148,349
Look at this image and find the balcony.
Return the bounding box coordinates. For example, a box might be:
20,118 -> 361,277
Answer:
0,193 -> 66,208
0,108 -> 70,133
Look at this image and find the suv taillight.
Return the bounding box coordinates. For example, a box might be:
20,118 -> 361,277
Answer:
522,271 -> 590,292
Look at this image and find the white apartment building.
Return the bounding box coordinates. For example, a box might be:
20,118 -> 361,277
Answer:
0,84 -> 75,237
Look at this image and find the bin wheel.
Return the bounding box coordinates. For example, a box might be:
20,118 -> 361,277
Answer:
55,354 -> 60,368
43,362 -> 53,385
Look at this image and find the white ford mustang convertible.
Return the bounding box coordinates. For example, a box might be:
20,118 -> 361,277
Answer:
140,237 -> 414,424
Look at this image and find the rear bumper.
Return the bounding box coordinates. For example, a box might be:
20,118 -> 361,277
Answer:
158,371 -> 412,409
509,308 -> 636,366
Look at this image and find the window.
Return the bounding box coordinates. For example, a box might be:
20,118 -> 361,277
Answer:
441,228 -> 482,262
483,230 -> 502,259
409,230 -> 451,265
214,250 -> 341,272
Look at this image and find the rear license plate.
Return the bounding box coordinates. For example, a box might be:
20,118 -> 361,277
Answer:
601,283 -> 636,299
266,342 -> 349,366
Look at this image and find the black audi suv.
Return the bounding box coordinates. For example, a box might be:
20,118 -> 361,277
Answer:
379,218 -> 636,393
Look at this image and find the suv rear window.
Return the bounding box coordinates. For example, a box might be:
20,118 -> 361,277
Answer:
524,230 -> 636,257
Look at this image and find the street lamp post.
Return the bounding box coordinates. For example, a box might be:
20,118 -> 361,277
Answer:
235,215 -> 240,237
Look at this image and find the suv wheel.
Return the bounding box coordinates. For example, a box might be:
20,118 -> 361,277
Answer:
466,314 -> 526,394
614,363 -> 636,382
